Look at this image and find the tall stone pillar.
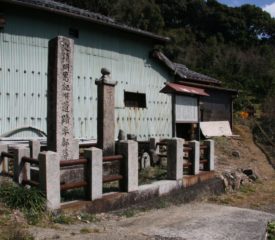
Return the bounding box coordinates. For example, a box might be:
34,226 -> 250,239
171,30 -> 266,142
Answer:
96,68 -> 117,155
47,36 -> 79,161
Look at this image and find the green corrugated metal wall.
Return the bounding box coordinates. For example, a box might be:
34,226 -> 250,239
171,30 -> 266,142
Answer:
0,6 -> 172,140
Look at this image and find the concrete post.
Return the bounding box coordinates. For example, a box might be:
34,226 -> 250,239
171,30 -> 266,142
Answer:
0,144 -> 8,174
29,140 -> 41,159
189,140 -> 200,175
13,147 -> 30,184
95,68 -> 117,156
39,151 -> 60,210
47,36 -> 79,161
204,140 -> 215,171
167,138 -> 184,180
84,147 -> 103,200
117,140 -> 138,192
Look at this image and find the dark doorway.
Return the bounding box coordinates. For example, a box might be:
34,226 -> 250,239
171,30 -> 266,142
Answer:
176,123 -> 198,141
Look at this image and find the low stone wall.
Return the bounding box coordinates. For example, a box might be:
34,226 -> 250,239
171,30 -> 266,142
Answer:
62,177 -> 224,214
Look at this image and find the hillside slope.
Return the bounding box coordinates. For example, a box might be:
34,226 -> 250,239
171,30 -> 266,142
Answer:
212,124 -> 275,212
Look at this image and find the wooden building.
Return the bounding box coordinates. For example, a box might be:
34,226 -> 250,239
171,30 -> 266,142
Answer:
153,51 -> 238,140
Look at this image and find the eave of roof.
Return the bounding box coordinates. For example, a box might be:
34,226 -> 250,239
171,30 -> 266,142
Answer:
178,80 -> 239,95
160,83 -> 209,96
1,0 -> 170,43
152,51 -> 222,85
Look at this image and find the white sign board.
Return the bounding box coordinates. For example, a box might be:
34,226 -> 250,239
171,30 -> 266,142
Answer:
200,121 -> 233,137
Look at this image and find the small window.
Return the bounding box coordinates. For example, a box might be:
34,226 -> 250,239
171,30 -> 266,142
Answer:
124,91 -> 146,108
69,28 -> 79,38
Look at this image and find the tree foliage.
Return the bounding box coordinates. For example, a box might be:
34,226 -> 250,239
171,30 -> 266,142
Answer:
57,0 -> 275,109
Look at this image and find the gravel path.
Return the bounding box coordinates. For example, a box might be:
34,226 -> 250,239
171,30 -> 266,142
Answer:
30,203 -> 275,240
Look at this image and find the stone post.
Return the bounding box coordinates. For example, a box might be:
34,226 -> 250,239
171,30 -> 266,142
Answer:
47,36 -> 79,161
0,144 -> 8,174
29,140 -> 41,159
96,68 -> 117,156
189,140 -> 200,175
84,147 -> 103,200
117,140 -> 138,192
149,137 -> 160,153
13,147 -> 30,184
149,137 -> 160,166
204,140 -> 215,171
167,138 -> 184,180
39,151 -> 60,210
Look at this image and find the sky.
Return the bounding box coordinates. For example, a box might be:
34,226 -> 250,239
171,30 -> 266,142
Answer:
218,0 -> 275,17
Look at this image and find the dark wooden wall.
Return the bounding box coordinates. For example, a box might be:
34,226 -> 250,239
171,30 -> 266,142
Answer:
200,90 -> 232,125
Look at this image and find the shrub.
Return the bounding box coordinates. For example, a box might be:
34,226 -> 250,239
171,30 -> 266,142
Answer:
267,221 -> 275,240
0,182 -> 46,224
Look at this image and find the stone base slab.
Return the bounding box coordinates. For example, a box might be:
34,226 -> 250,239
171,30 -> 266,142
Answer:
61,175 -> 223,213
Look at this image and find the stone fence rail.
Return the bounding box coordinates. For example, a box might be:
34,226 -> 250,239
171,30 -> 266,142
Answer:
0,138 -> 214,210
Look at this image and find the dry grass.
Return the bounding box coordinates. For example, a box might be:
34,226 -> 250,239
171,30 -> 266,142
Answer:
210,124 -> 275,212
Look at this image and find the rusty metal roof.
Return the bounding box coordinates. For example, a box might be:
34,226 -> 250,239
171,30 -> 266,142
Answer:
2,0 -> 170,43
152,51 -> 221,85
160,83 -> 209,96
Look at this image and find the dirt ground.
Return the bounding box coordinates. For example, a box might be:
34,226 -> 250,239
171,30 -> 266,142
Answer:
29,203 -> 274,240
212,124 -> 275,213
0,124 -> 275,239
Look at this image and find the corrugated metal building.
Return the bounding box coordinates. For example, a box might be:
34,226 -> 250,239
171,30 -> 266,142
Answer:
0,0 -> 237,142
0,0 -> 173,141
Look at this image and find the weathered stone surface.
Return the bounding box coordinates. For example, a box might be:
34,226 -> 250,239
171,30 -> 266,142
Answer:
117,140 -> 138,192
149,137 -> 160,165
96,69 -> 117,156
0,144 -> 8,174
47,36 -> 78,161
13,147 -> 30,184
189,140 -> 200,175
140,152 -> 151,169
39,151 -> 60,210
118,129 -> 126,141
84,147 -> 103,200
29,140 -> 40,159
167,138 -> 184,180
205,140 -> 215,171
149,138 -> 159,150
220,169 -> 251,191
149,149 -> 159,165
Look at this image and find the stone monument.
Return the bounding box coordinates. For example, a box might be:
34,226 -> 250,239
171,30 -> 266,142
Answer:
96,68 -> 117,155
47,36 -> 79,160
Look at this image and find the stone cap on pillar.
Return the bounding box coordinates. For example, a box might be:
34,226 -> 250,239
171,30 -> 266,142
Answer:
95,68 -> 117,86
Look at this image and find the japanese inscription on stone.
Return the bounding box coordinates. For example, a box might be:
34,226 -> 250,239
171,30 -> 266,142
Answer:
47,36 -> 75,160
60,39 -> 71,160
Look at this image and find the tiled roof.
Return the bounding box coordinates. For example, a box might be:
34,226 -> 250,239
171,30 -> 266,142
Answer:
152,51 -> 221,85
3,0 -> 169,43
